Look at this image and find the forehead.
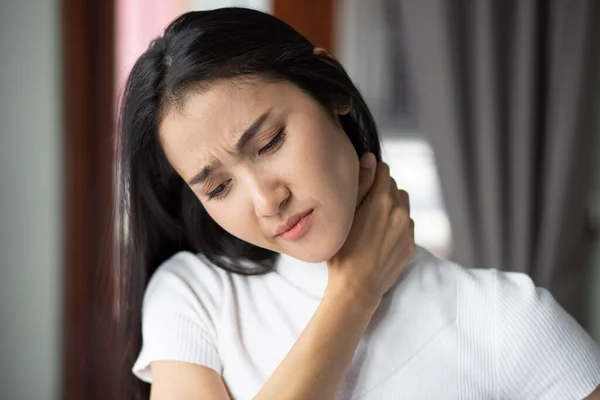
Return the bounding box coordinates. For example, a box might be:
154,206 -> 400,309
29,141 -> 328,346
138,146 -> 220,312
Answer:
158,79 -> 301,163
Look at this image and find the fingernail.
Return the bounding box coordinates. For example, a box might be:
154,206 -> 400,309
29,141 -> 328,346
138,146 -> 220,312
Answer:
360,152 -> 376,169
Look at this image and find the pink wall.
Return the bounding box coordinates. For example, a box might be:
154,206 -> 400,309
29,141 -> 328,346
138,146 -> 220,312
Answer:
115,0 -> 189,101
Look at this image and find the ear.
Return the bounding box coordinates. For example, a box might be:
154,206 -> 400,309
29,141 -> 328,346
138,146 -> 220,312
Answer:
313,47 -> 334,58
313,47 -> 339,68
335,100 -> 351,116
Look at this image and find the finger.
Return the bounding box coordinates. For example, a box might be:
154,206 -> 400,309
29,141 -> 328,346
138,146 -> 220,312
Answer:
390,177 -> 401,203
398,189 -> 410,215
382,216 -> 415,271
356,152 -> 377,209
380,205 -> 411,258
364,162 -> 391,204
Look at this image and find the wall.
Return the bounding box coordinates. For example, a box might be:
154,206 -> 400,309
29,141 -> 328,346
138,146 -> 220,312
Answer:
589,111 -> 600,344
0,0 -> 64,399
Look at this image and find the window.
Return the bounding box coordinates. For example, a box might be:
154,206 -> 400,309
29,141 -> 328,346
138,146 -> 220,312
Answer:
336,0 -> 453,257
382,138 -> 452,258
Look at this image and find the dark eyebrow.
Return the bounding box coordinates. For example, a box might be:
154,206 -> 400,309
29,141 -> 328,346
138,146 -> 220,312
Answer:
233,108 -> 272,154
187,159 -> 219,187
187,109 -> 272,187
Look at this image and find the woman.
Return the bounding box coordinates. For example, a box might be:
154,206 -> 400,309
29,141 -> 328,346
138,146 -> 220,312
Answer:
118,7 -> 600,399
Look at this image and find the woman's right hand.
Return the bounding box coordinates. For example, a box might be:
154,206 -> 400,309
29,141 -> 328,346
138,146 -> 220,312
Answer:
326,152 -> 416,313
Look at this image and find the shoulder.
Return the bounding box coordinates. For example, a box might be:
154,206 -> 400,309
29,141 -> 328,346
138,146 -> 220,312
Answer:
141,251 -> 235,354
143,251 -> 233,314
132,251 -> 230,382
146,251 -> 229,296
141,250 -> 232,334
410,248 -> 556,318
140,250 -> 239,335
413,251 -> 600,397
404,246 -> 496,304
491,269 -> 600,398
422,251 -> 600,398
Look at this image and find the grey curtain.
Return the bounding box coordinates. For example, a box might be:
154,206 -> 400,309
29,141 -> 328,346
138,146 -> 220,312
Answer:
396,0 -> 600,325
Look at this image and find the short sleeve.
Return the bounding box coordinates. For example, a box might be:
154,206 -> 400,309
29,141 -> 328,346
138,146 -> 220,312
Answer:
495,270 -> 600,399
132,253 -> 224,383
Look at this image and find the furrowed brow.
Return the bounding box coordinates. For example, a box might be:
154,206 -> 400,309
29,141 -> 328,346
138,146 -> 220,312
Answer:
187,109 -> 272,187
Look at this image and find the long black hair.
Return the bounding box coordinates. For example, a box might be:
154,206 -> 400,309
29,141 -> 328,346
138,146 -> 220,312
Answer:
115,7 -> 381,398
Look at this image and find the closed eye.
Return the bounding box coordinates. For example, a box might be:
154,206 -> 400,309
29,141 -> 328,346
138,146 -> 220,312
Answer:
258,126 -> 286,156
207,179 -> 231,201
207,126 -> 287,202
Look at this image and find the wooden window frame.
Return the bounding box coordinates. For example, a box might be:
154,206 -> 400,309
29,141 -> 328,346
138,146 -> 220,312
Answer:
62,0 -> 118,399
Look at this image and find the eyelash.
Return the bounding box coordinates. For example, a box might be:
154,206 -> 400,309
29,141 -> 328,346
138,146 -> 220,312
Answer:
206,127 -> 287,201
258,126 -> 286,155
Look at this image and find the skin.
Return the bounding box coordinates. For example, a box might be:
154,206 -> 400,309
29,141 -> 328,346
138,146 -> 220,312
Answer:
150,153 -> 414,400
153,57 -> 600,400
154,66 -> 419,399
160,78 -> 358,263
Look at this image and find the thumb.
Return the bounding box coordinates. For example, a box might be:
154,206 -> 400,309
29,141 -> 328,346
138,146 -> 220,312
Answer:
356,152 -> 377,209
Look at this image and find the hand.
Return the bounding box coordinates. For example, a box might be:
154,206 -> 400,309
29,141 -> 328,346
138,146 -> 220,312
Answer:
355,152 -> 377,210
327,153 -> 416,312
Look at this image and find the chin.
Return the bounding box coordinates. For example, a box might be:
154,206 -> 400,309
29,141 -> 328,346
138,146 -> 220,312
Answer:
300,251 -> 332,264
296,228 -> 350,263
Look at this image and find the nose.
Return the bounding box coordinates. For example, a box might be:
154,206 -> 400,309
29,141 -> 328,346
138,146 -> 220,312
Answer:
248,175 -> 290,218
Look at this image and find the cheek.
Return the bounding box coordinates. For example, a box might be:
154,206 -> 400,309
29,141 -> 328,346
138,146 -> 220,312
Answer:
201,195 -> 274,249
287,121 -> 336,179
298,125 -> 358,201
289,118 -> 359,234
203,201 -> 255,241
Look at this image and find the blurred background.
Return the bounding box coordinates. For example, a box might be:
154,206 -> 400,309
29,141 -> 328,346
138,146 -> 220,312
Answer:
0,0 -> 598,399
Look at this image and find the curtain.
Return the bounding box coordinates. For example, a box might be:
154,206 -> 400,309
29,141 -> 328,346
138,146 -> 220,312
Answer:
396,0 -> 600,326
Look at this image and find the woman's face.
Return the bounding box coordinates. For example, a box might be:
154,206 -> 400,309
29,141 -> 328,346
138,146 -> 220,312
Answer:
159,79 -> 359,262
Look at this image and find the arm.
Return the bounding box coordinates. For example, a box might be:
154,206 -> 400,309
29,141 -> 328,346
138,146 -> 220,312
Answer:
586,386 -> 600,399
254,281 -> 378,400
256,160 -> 413,399
151,363 -> 231,399
151,158 -> 415,400
149,284 -> 381,400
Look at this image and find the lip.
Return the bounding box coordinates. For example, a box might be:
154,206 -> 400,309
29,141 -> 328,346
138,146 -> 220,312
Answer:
274,209 -> 314,238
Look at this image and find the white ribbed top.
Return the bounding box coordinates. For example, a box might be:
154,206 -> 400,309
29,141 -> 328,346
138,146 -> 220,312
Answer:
132,246 -> 600,399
